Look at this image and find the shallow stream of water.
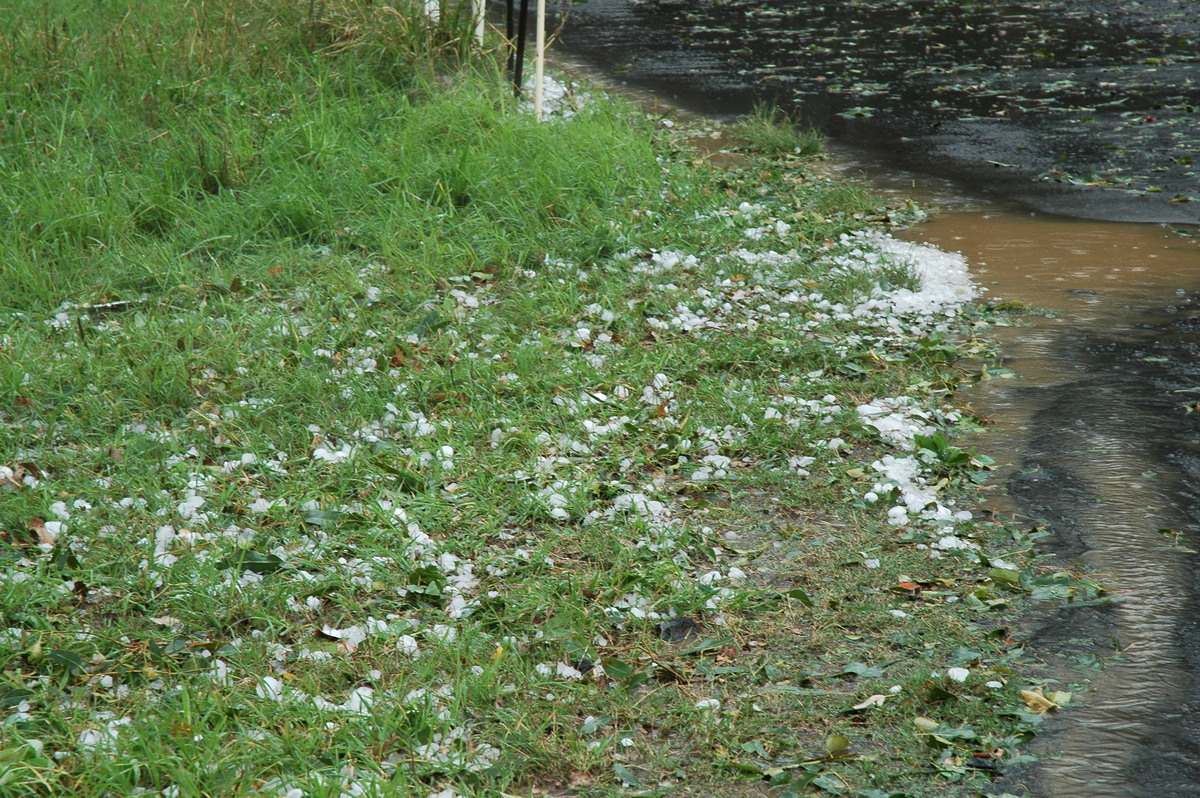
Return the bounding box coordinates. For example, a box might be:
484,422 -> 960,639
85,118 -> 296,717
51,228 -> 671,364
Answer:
753,142 -> 1200,796
898,206 -> 1200,798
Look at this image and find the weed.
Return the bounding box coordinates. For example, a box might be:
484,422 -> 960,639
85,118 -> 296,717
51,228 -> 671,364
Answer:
733,102 -> 825,157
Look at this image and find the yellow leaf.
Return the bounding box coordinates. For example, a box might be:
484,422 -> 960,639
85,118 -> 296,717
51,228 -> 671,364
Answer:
1020,689 -> 1057,713
826,733 -> 851,756
913,716 -> 939,731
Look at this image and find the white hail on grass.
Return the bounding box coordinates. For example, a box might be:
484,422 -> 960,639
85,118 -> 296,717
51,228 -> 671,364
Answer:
947,667 -> 971,683
17,185 -> 992,785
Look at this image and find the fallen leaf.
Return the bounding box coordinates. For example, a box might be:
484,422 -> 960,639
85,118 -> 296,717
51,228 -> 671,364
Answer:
780,587 -> 815,606
838,661 -> 885,679
612,763 -> 643,788
1020,688 -> 1058,713
988,568 -> 1021,584
913,716 -> 940,731
813,773 -> 850,791
150,616 -> 182,627
826,733 -> 851,757
46,649 -> 85,672
27,518 -> 54,545
851,694 -> 888,710
1046,690 -> 1073,706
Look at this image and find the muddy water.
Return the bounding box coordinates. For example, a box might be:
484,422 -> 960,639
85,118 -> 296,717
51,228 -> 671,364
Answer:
798,143 -> 1200,794
897,210 -> 1200,797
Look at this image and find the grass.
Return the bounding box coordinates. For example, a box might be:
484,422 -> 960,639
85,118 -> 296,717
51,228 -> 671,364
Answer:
732,104 -> 825,158
0,2 -> 1104,796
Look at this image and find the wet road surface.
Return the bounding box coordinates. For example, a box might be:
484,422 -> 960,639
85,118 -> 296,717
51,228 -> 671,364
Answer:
556,0 -> 1200,225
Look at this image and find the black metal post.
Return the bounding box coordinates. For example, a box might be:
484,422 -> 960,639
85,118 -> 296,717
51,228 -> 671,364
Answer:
512,0 -> 530,97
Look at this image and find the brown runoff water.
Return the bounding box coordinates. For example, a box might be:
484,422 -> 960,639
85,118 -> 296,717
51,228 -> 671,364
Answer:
899,208 -> 1200,798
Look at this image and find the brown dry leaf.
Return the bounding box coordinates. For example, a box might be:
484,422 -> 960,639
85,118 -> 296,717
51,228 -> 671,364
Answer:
27,518 -> 54,546
1020,688 -> 1058,713
567,771 -> 593,788
337,640 -> 358,655
1,464 -> 25,491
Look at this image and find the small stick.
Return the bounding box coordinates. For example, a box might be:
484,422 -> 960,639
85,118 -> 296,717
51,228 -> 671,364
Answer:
506,0 -> 516,75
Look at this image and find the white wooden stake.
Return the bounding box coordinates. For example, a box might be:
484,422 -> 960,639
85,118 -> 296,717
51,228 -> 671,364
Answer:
473,0 -> 485,46
533,0 -> 546,120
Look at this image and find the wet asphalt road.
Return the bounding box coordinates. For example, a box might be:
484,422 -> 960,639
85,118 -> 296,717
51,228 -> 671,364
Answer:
554,0 -> 1200,225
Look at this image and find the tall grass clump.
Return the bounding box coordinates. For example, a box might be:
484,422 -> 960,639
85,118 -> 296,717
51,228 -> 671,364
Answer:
733,101 -> 825,157
2,0 -> 654,313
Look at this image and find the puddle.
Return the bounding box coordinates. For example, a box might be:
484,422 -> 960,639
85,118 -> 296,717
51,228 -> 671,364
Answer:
897,214 -> 1200,797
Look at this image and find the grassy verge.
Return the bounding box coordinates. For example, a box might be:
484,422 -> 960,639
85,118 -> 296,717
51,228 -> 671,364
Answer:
1,2 -> 1102,796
